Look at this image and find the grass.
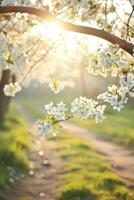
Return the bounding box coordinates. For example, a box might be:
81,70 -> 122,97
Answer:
48,131 -> 134,200
17,96 -> 134,200
72,106 -> 134,149
0,105 -> 31,199
16,90 -> 75,119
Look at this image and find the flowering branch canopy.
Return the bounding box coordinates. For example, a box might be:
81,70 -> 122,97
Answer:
0,6 -> 133,56
0,0 -> 134,136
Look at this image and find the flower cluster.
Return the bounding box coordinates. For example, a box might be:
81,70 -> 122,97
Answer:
94,104 -> 106,123
38,97 -> 106,135
87,45 -> 129,77
38,102 -> 68,135
97,72 -> 134,111
1,0 -> 32,6
71,96 -> 97,119
3,82 -> 22,97
44,101 -> 67,121
120,73 -> 134,97
38,120 -> 54,136
49,80 -> 64,94
71,96 -> 106,122
98,85 -> 128,111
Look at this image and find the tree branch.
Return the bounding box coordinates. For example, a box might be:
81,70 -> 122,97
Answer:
126,6 -> 134,40
0,6 -> 133,56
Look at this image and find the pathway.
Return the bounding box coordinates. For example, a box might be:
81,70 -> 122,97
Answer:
7,105 -> 134,200
64,122 -> 134,188
7,105 -> 65,200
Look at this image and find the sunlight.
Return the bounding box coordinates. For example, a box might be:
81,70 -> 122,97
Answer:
88,36 -> 105,52
31,21 -> 61,42
46,21 -> 61,41
31,21 -> 105,54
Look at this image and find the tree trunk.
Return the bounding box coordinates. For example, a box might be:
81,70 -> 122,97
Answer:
0,69 -> 11,127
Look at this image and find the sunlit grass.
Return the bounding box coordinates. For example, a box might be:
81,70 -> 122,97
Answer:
18,96 -> 134,200
73,106 -> 134,149
0,105 -> 31,199
49,131 -> 134,200
16,91 -> 74,118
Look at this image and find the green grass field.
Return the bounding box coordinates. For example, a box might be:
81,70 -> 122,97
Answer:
49,131 -> 133,200
16,91 -> 74,119
0,105 -> 31,199
17,94 -> 134,200
73,106 -> 134,149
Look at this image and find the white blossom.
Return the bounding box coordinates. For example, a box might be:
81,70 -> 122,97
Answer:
94,105 -> 106,123
120,73 -> 134,91
38,120 -> 54,135
71,96 -> 106,122
49,80 -> 64,94
38,102 -> 68,135
54,102 -> 67,121
87,45 -> 129,78
98,85 -> 128,111
1,0 -> 33,6
44,102 -> 56,116
42,96 -> 106,134
0,1 -> 133,136
71,96 -> 98,119
3,82 -> 22,97
44,101 -> 67,121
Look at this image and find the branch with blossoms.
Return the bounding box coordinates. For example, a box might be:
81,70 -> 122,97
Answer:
2,42 -> 134,126
0,6 -> 133,56
38,71 -> 134,136
3,45 -> 53,97
38,98 -> 106,135
0,1 -> 134,135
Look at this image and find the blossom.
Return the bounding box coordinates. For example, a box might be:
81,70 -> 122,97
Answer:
44,101 -> 67,121
97,85 -> 128,111
3,82 -> 22,97
87,45 -> 129,78
94,105 -> 106,123
44,102 -> 56,116
38,102 -> 68,135
119,73 -> 134,98
40,96 -> 107,135
1,0 -> 32,6
54,102 -> 68,120
71,96 -> 98,119
97,47 -> 116,69
38,120 -> 54,135
49,80 -> 64,94
71,96 -> 106,122
120,73 -> 134,91
41,97 -> 106,135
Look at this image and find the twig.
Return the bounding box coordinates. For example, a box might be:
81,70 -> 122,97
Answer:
20,47 -> 53,85
126,6 -> 134,40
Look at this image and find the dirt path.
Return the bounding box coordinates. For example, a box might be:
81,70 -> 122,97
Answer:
7,105 -> 134,200
64,122 -> 134,187
7,105 -> 65,200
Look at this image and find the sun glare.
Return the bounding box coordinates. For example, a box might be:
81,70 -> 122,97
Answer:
47,21 -> 61,41
31,21 -> 61,42
31,21 -> 105,55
